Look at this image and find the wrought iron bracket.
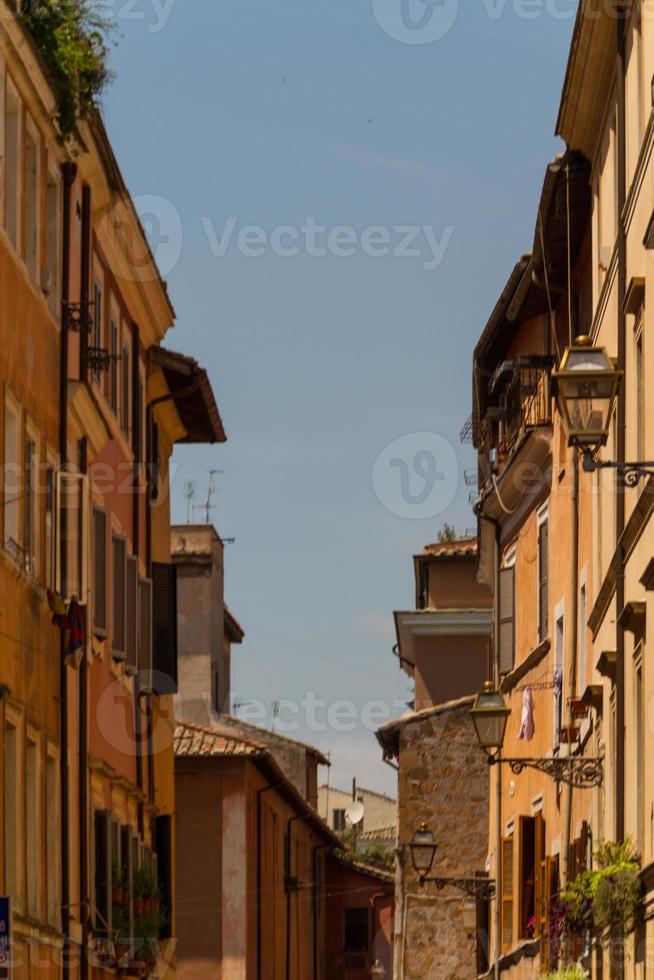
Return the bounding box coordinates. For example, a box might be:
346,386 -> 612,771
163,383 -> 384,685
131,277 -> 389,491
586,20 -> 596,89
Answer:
88,347 -> 122,374
488,754 -> 603,789
62,301 -> 94,333
582,451 -> 654,488
419,875 -> 495,899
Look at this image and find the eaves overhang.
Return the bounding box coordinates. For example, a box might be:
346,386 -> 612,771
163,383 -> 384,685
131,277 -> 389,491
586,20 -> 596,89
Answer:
394,608 -> 493,677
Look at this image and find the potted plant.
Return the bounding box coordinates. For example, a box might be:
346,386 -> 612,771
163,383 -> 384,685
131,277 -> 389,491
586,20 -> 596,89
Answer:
113,860 -> 127,906
561,838 -> 641,939
131,864 -> 167,976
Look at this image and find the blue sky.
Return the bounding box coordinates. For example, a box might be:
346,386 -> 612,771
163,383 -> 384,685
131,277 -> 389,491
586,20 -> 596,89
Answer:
104,0 -> 577,795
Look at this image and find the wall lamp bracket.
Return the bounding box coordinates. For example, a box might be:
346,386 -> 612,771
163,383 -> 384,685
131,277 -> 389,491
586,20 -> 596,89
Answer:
418,875 -> 495,899
582,450 -> 654,487
487,753 -> 603,789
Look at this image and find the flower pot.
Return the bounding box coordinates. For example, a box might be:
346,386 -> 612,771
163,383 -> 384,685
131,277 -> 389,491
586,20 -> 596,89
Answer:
569,698 -> 589,718
113,886 -> 126,905
135,898 -> 145,917
559,725 -> 580,744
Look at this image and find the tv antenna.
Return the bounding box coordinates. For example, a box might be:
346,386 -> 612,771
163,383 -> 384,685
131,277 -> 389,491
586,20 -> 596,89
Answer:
184,481 -> 196,524
193,469 -> 224,524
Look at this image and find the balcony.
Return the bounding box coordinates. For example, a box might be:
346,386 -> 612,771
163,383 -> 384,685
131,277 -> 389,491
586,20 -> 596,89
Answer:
478,356 -> 553,483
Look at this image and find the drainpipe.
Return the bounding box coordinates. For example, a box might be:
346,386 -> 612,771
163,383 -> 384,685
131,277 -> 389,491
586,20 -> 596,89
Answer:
79,185 -> 91,381
59,160 -> 76,980
78,436 -> 89,980
615,4 -> 627,849
285,815 -> 303,980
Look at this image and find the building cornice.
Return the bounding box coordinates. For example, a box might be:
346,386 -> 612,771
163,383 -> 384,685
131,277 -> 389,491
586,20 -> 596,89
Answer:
396,609 -> 493,638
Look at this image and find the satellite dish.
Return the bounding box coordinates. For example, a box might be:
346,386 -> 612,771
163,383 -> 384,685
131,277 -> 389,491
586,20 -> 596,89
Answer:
345,800 -> 365,827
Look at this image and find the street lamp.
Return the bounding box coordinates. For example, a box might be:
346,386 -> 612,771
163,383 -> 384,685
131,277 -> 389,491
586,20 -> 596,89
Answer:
551,335 -> 622,452
408,824 -> 495,898
552,335 -> 654,486
409,823 -> 437,877
469,683 -> 603,788
461,899 -> 478,935
469,681 -> 510,757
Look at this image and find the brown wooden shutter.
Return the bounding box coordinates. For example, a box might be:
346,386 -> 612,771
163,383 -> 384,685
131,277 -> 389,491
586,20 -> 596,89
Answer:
152,562 -> 178,695
155,815 -> 173,939
534,814 -> 545,936
94,811 -> 112,935
501,837 -> 514,952
538,519 -> 549,642
125,555 -> 137,671
92,509 -> 107,633
498,567 -> 515,675
121,825 -> 134,939
138,577 -> 153,683
112,535 -> 126,659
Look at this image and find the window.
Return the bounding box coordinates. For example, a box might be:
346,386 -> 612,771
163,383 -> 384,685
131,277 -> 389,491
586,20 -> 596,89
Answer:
25,735 -> 40,918
125,555 -> 138,671
138,577 -> 153,681
501,837 -> 514,952
5,81 -> 20,250
519,814 -> 544,940
344,908 -> 369,952
92,509 -> 107,634
92,282 -> 103,380
4,719 -> 20,908
333,809 -> 346,832
112,534 -> 127,659
23,123 -> 39,280
55,471 -> 89,602
110,320 -> 119,413
152,562 -> 178,694
4,395 -> 20,557
635,316 -> 645,465
537,506 -> 549,643
44,463 -> 56,589
45,168 -> 60,315
498,564 -> 515,675
24,430 -> 37,576
121,339 -> 130,435
554,606 -> 565,745
46,751 -> 59,928
578,574 -> 587,696
155,815 -> 173,939
635,649 -> 644,853
94,811 -> 112,936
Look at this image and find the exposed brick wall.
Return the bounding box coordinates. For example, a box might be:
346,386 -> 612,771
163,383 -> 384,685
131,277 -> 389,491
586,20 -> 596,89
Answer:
396,700 -> 490,980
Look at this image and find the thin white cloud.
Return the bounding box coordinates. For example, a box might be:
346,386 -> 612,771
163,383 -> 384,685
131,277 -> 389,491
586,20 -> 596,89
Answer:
330,143 -> 447,183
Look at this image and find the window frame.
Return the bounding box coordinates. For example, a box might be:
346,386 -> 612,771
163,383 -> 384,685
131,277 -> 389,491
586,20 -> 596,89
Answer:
111,531 -> 128,660
536,504 -> 549,645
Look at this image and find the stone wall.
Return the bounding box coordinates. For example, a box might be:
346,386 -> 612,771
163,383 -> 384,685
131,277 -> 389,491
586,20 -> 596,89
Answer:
396,697 -> 490,980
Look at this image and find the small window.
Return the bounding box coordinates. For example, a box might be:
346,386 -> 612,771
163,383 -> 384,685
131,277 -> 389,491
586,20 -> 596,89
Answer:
25,736 -> 40,918
92,282 -> 103,380
333,809 -> 346,832
121,340 -> 130,435
24,430 -> 38,576
56,471 -> 88,601
44,464 -> 56,589
110,320 -> 119,413
554,609 -> 565,745
4,396 -> 20,557
23,124 -> 39,280
5,82 -> 20,251
92,509 -> 107,634
45,168 -> 60,315
125,555 -> 138,671
112,534 -> 127,658
46,751 -> 59,928
344,908 -> 369,952
537,507 -> 549,643
4,720 -> 19,907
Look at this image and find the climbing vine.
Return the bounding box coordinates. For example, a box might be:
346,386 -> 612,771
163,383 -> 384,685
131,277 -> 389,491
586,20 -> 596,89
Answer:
20,0 -> 115,140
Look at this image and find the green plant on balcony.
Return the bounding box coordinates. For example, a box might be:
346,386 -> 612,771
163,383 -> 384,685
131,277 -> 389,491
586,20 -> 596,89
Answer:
129,865 -> 167,976
562,838 -> 641,938
19,0 -> 115,140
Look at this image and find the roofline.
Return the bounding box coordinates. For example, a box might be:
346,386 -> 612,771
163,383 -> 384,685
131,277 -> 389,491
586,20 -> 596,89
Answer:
555,2 -> 585,139
318,784 -> 397,804
376,694 -> 476,757
213,716 -> 331,767
473,255 -> 532,365
151,346 -> 227,444
327,849 -> 395,885
175,721 -> 339,845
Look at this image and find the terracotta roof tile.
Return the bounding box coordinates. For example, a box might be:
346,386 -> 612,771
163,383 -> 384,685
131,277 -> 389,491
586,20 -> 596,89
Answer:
174,721 -> 266,759
420,538 -> 477,558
